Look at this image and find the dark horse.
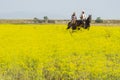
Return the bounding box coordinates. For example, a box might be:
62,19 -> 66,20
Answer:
67,15 -> 92,30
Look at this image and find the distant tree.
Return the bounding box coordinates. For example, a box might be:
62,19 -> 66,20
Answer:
95,17 -> 103,23
33,17 -> 40,23
43,16 -> 48,23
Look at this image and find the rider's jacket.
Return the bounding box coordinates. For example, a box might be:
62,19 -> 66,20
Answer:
80,13 -> 86,20
71,15 -> 77,20
71,15 -> 77,24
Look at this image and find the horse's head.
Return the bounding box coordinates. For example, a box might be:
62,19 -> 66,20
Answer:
85,15 -> 92,29
86,15 -> 92,23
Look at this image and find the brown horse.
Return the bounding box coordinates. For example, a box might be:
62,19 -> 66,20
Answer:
67,15 -> 92,30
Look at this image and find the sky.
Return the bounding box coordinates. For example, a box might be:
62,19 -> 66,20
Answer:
0,0 -> 120,19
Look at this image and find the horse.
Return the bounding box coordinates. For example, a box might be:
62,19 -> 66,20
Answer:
67,15 -> 92,30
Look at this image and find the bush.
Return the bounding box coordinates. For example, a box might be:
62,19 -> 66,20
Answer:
95,17 -> 103,23
44,16 -> 48,23
33,17 -> 40,23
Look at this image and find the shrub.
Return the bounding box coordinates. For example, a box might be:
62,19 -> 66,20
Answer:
95,17 -> 103,23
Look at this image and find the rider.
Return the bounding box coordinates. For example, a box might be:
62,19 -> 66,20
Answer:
80,10 -> 86,28
71,12 -> 77,24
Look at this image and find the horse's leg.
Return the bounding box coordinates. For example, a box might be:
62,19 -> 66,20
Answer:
71,24 -> 77,32
78,26 -> 81,30
72,24 -> 76,30
77,22 -> 81,30
85,24 -> 90,30
88,24 -> 90,30
67,25 -> 70,29
67,22 -> 72,29
87,27 -> 90,30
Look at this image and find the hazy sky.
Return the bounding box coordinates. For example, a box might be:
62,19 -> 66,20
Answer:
0,0 -> 120,19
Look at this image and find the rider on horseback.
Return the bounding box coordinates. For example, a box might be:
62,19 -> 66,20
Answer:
80,10 -> 86,28
71,12 -> 77,24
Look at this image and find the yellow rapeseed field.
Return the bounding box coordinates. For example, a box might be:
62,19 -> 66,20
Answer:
0,24 -> 120,80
